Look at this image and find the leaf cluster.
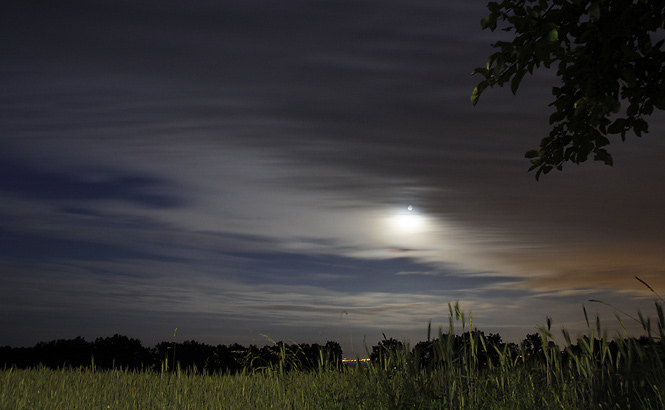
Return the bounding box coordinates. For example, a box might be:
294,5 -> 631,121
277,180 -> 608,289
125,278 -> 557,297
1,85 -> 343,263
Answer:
472,0 -> 665,179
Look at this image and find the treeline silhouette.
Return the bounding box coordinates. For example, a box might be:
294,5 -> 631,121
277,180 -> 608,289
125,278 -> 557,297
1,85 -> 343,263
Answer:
0,334 -> 343,374
371,331 -> 511,368
1,332 -> 658,373
371,330 -> 661,371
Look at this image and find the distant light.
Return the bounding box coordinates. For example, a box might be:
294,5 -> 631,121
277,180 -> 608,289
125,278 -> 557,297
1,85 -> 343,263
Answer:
407,205 -> 413,211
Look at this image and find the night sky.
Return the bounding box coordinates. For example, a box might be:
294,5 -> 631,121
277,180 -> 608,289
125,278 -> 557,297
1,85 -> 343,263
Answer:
2,0 -> 665,357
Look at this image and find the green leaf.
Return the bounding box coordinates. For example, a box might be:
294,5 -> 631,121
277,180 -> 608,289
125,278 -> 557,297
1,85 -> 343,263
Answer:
594,149 -> 613,166
627,102 -> 639,117
547,29 -> 558,43
596,135 -> 610,147
511,69 -> 526,95
471,67 -> 489,77
607,118 -> 626,134
549,111 -> 565,124
635,119 -> 649,136
471,81 -> 489,106
486,52 -> 502,71
525,150 -> 540,159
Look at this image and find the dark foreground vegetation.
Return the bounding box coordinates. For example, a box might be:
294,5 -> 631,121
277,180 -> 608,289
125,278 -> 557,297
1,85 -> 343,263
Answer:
2,297 -> 665,409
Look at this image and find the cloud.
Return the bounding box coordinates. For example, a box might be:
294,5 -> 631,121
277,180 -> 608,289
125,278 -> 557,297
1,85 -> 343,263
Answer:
0,158 -> 185,208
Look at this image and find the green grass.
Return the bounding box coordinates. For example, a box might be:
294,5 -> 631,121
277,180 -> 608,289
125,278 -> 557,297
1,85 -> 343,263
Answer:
3,296 -> 665,409
1,366 -> 376,410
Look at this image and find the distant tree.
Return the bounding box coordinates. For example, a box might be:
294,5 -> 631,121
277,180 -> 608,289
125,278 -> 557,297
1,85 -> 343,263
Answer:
94,334 -> 151,370
472,0 -> 665,179
226,343 -> 249,372
258,343 -> 281,368
295,343 -> 316,370
0,336 -> 345,374
521,333 -> 544,359
153,341 -> 174,370
452,330 -> 492,368
412,340 -> 435,369
507,341 -> 521,356
241,344 -> 261,370
411,331 -> 506,370
0,346 -> 30,368
323,341 -> 344,369
32,336 -> 93,368
485,332 -> 505,366
370,337 -> 404,364
173,340 -> 216,372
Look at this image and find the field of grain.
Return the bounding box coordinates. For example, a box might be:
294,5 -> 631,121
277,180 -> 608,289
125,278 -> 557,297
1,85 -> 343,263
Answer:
3,301 -> 665,409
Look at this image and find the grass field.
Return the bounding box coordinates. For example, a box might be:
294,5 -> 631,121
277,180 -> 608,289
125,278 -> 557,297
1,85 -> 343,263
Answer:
3,300 -> 665,409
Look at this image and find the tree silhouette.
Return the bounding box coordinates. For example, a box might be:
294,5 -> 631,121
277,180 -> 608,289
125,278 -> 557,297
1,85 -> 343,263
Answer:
93,334 -> 151,370
0,336 -> 346,373
370,337 -> 404,364
412,340 -> 435,369
323,341 -> 343,369
521,333 -> 544,360
473,0 -> 665,178
33,336 -> 93,368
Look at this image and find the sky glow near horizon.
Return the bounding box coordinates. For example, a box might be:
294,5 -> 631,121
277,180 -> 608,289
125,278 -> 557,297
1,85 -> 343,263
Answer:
2,0 -> 665,357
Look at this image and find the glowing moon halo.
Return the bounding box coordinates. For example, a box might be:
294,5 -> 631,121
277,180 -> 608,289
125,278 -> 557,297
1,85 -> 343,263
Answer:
389,206 -> 426,235
373,205 -> 439,251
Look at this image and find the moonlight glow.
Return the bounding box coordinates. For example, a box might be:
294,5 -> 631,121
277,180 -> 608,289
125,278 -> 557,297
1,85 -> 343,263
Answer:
388,206 -> 428,236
